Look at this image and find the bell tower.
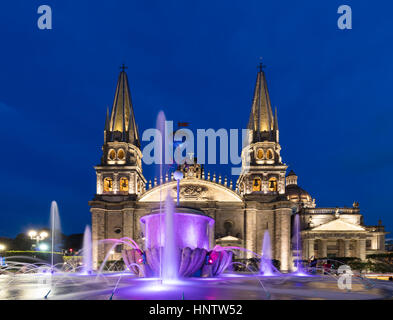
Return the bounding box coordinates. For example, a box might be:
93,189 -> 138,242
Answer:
95,66 -> 146,199
237,64 -> 287,196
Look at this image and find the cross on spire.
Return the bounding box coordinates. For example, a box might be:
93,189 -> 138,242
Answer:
258,60 -> 266,72
120,63 -> 128,72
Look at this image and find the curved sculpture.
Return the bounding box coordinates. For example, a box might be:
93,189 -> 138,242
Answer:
123,247 -> 233,278
122,208 -> 233,277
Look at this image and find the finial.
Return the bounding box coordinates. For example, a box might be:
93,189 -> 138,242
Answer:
258,57 -> 266,72
120,63 -> 128,72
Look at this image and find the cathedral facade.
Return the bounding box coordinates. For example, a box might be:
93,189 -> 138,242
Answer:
89,67 -> 386,271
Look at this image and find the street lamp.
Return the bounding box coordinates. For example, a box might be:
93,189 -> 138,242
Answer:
173,170 -> 183,206
0,244 -> 5,251
28,229 -> 49,249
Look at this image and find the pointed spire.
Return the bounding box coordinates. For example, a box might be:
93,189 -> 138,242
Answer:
104,107 -> 110,131
247,62 -> 274,140
109,66 -> 140,146
273,107 -> 278,131
273,106 -> 279,143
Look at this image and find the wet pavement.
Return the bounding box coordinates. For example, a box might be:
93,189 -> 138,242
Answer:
0,273 -> 392,300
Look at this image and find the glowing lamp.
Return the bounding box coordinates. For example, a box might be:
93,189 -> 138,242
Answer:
40,231 -> 48,239
28,230 -> 37,238
39,243 -> 49,251
208,258 -> 213,265
173,170 -> 183,181
0,244 -> 6,251
137,258 -> 143,263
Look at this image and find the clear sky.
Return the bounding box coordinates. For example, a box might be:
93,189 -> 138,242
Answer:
0,0 -> 392,237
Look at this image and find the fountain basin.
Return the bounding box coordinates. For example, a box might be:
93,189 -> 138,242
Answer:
141,208 -> 214,250
122,208 -> 232,277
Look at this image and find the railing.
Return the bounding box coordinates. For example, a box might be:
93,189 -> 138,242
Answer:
305,207 -> 360,214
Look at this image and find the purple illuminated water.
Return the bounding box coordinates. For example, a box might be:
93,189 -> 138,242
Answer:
141,209 -> 213,251
293,214 -> 306,276
260,230 -> 274,276
82,225 -> 93,274
162,194 -> 178,282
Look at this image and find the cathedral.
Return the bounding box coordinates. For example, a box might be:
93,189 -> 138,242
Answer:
89,66 -> 386,271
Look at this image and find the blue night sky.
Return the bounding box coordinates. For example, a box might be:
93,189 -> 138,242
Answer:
0,1 -> 392,237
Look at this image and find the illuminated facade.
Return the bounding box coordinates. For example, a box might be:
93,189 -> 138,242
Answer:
89,67 -> 386,270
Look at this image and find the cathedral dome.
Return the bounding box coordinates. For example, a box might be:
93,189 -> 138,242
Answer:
285,170 -> 314,207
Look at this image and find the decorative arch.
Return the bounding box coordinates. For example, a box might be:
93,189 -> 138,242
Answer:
119,177 -> 129,192
266,149 -> 274,160
117,148 -> 125,160
256,148 -> 264,160
108,149 -> 116,160
268,177 -> 278,192
252,177 -> 262,191
104,177 -> 113,192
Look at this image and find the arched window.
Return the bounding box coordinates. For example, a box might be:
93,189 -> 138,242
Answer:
104,177 -> 113,192
256,148 -> 264,160
119,177 -> 129,192
117,149 -> 125,160
266,149 -> 274,160
268,177 -> 277,192
252,177 -> 261,191
108,149 -> 116,160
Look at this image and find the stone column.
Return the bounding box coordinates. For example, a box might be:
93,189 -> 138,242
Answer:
307,239 -> 315,259
320,239 -> 327,258
123,209 -> 134,242
338,239 -> 345,257
302,239 -> 308,260
113,172 -> 119,194
356,239 -> 366,261
279,209 -> 291,271
129,173 -> 135,194
344,240 -> 350,257
96,173 -> 102,194
206,208 -> 216,250
245,208 -> 257,259
91,209 -> 106,270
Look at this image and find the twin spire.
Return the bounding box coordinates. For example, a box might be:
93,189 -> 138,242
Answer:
105,66 -> 140,147
105,62 -> 277,147
247,63 -> 279,143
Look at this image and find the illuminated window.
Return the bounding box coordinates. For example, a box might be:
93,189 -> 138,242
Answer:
108,149 -> 116,160
120,177 -> 129,192
104,177 -> 113,192
266,149 -> 274,160
117,149 -> 125,160
256,149 -> 264,159
252,178 -> 261,191
268,177 -> 277,192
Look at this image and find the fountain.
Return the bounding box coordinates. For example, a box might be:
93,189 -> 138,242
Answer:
162,194 -> 179,282
82,225 -> 93,275
260,230 -> 275,276
293,214 -> 307,276
122,202 -> 232,278
50,201 -> 61,271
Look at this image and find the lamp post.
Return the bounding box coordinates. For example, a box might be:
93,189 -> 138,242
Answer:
28,230 -> 49,249
173,170 -> 183,206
